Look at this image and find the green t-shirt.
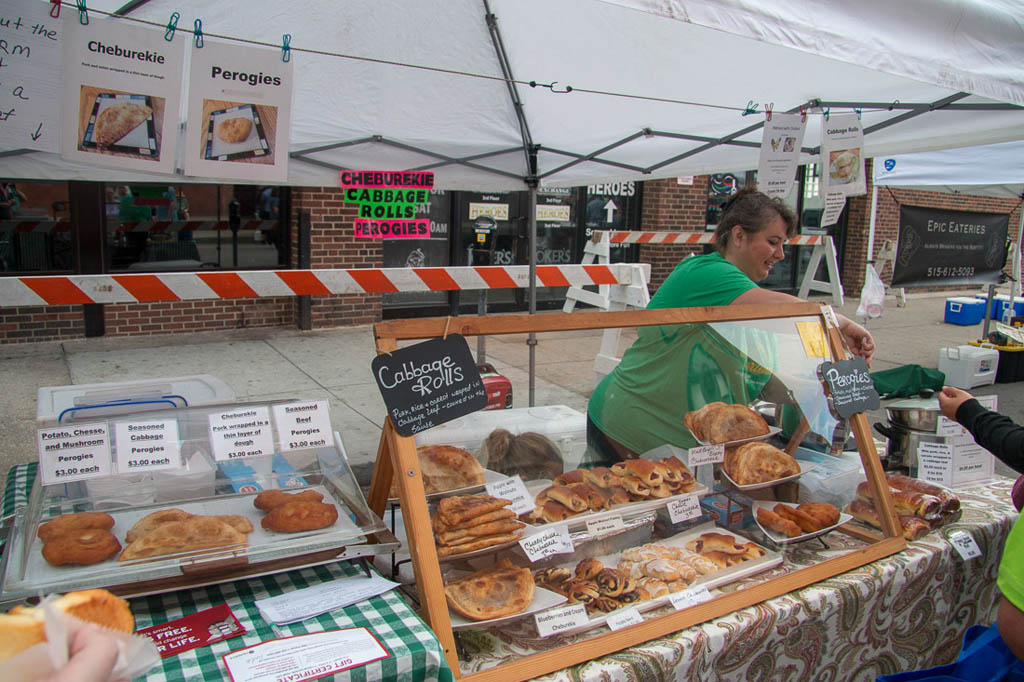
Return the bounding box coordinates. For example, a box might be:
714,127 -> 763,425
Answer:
588,252 -> 768,456
999,515 -> 1024,610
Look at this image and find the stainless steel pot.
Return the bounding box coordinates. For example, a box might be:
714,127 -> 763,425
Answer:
885,391 -> 943,433
873,421 -> 947,468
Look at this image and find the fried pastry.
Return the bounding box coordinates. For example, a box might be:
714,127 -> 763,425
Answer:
435,518 -> 525,545
38,512 -> 115,543
683,401 -> 727,440
253,488 -> 325,511
433,507 -> 515,534
725,442 -> 800,485
261,501 -> 338,533
41,529 -> 121,566
125,508 -> 192,543
95,101 -> 152,147
774,504 -> 821,533
216,116 -> 253,144
444,559 -> 534,621
435,494 -> 511,527
120,517 -> 246,562
797,502 -> 840,528
389,444 -> 485,497
435,531 -> 523,556
757,507 -> 801,538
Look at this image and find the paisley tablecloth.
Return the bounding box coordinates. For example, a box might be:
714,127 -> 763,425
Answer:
457,478 -> 1018,682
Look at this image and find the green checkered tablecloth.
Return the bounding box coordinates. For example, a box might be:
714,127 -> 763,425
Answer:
2,463 -> 453,682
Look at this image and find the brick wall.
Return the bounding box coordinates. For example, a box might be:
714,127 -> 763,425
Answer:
0,305 -> 83,342
638,177 -> 707,289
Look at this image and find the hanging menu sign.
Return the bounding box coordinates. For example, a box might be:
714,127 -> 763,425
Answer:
272,400 -> 332,452
37,422 -> 112,485
758,112 -> 806,198
208,406 -> 275,461
0,0 -> 62,152
372,334 -> 487,436
817,356 -> 879,418
113,418 -> 181,473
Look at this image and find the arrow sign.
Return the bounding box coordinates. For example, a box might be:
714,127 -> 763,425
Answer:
603,199 -> 617,223
30,122 -> 42,141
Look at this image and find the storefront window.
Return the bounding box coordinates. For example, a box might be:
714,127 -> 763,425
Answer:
584,181 -> 642,263
0,180 -> 72,273
382,190 -> 452,311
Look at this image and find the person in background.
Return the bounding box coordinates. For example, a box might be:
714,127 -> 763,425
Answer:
0,182 -> 27,219
938,384 -> 1024,660
156,186 -> 176,221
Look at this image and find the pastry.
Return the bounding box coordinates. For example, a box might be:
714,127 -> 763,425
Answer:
619,475 -> 651,498
617,589 -> 645,604
686,532 -> 749,555
540,500 -> 573,523
797,502 -> 840,529
742,542 -> 767,559
856,481 -> 942,520
216,116 -> 253,144
757,507 -> 802,538
658,456 -> 692,484
435,518 -> 525,545
253,488 -> 324,511
588,596 -> 621,613
637,577 -> 669,598
642,558 -> 681,582
388,445 -> 485,497
95,101 -> 152,147
261,501 -> 338,533
725,442 -> 800,485
436,532 -> 523,556
773,504 -> 822,533
568,483 -> 612,511
676,551 -> 718,575
574,557 -> 604,580
648,483 -> 674,498
434,507 -> 515,533
683,401 -> 727,440
120,516 -> 246,561
611,459 -> 662,486
214,515 -> 255,535
621,546 -> 661,563
444,559 -> 534,621
702,550 -> 736,569
534,567 -> 572,588
37,512 -> 115,543
41,529 -> 121,566
125,508 -> 192,543
583,467 -> 621,489
685,403 -> 769,444
607,486 -> 632,506
435,494 -> 511,527
887,474 -> 960,513
847,499 -> 931,540
553,469 -> 586,487
595,568 -> 635,597
565,579 -> 600,605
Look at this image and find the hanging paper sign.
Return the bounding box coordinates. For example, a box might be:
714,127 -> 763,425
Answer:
371,334 -> 487,436
37,422 -> 112,485
821,191 -> 847,227
758,113 -> 807,198
60,14 -> 184,174
272,400 -> 332,452
207,406 -> 275,461
184,39 -> 293,182
817,356 -> 879,419
340,170 -> 434,239
113,419 -> 181,473
820,113 -> 866,197
0,0 -> 62,152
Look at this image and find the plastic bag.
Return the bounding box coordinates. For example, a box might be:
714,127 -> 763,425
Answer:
857,263 -> 885,319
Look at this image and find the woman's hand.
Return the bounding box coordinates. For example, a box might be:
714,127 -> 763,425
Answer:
937,385 -> 974,420
837,317 -> 875,367
42,624 -> 123,682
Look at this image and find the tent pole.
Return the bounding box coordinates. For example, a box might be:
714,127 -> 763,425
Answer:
528,179 -> 538,407
866,185 -> 879,267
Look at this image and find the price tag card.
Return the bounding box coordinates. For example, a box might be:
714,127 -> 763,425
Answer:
222,628 -> 389,682
936,416 -> 966,438
208,407 -> 275,462
519,526 -> 573,563
821,304 -> 841,330
113,419 -> 181,473
977,395 -> 998,411
948,530 -> 982,560
917,442 -> 954,487
668,494 -> 702,524
586,515 -> 625,537
37,422 -> 112,485
606,607 -> 643,631
534,603 -> 588,638
485,476 -> 534,515
273,401 -> 332,452
668,585 -> 712,610
687,444 -> 724,467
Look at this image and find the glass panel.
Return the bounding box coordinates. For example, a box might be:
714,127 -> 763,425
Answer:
382,190 -> 451,309
0,180 -> 72,273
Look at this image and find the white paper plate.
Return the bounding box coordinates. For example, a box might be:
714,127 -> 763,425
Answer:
387,469 -> 505,505
449,584 -> 567,630
690,425 -> 782,447
751,501 -> 851,545
719,461 -> 814,492
547,522 -> 781,636
523,481 -> 710,532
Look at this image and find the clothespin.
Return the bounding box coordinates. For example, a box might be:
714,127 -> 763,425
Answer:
742,99 -> 759,116
764,102 -> 774,122
165,12 -> 180,42
854,106 -> 862,120
50,0 -> 60,19
193,18 -> 203,48
75,0 -> 88,25
889,99 -> 900,111
281,34 -> 292,62
799,105 -> 807,123
822,106 -> 830,121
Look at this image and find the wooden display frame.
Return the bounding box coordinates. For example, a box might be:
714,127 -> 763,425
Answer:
367,304 -> 904,681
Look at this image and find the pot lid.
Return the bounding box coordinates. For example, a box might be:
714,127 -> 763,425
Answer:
887,397 -> 941,411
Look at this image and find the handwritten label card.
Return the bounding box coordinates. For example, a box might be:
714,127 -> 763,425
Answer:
687,444 -> 724,467
948,530 -> 982,561
222,628 -> 389,682
534,603 -> 588,638
37,422 -> 112,485
586,515 -> 625,537
917,442 -> 954,486
817,356 -> 880,418
485,476 -> 534,514
208,406 -> 275,462
273,400 -> 332,452
519,526 -> 573,563
669,585 -> 712,610
0,0 -> 61,152
668,494 -> 702,524
372,334 -> 487,436
606,607 -> 643,631
113,419 -> 181,473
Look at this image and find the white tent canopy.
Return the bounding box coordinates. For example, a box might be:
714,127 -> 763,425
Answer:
3,0 -> 1024,189
873,140 -> 1024,198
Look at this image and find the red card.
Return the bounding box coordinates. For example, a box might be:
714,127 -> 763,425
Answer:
137,604 -> 246,658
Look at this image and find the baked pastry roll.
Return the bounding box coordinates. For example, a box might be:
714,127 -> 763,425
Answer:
545,485 -> 588,512
611,458 -> 662,486
553,469 -> 585,487
856,481 -> 941,520
595,568 -> 635,597
685,532 -> 749,555
583,467 -> 622,489
95,101 -> 152,147
540,500 -> 573,523
619,475 -> 651,498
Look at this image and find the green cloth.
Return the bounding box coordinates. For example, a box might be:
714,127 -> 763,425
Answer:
588,252 -> 772,456
999,516 -> 1024,611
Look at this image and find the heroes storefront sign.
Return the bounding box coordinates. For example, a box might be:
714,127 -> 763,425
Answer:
891,205 -> 1009,288
340,170 -> 434,238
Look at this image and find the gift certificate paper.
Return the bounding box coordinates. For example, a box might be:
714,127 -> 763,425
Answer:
222,628 -> 389,682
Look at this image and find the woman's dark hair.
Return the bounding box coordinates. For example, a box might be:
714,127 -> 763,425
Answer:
713,185 -> 798,253
479,429 -> 564,481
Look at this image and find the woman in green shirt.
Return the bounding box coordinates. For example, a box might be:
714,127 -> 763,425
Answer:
587,187 -> 874,465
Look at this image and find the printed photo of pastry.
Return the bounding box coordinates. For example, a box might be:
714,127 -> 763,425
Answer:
829,149 -> 860,184
78,86 -> 163,159
201,100 -> 276,164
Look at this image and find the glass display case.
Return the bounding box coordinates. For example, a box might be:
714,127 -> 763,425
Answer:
368,304 -> 906,682
0,400 -> 397,606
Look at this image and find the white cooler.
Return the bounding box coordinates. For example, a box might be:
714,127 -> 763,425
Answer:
938,345 -> 998,389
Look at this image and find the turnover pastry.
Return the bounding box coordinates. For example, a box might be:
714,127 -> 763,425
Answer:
685,402 -> 769,444
119,516 -> 246,561
95,101 -> 152,147
724,442 -> 800,485
389,444 -> 485,497
444,559 -> 534,621
216,116 -> 253,144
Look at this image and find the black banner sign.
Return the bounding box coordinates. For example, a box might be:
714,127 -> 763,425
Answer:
817,356 -> 879,419
891,205 -> 1009,288
372,334 -> 487,436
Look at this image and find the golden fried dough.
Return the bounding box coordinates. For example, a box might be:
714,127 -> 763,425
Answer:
260,501 -> 338,533
125,508 -> 192,543
119,517 -> 246,562
253,489 -> 324,511
37,512 -> 115,543
95,101 -> 152,147
41,529 -> 121,566
216,117 -> 252,144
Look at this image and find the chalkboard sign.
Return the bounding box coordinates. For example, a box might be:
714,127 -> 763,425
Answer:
372,334 -> 488,436
817,356 -> 879,418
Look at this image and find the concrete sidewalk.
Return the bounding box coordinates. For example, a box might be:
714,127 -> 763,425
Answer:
2,289 -> 1020,484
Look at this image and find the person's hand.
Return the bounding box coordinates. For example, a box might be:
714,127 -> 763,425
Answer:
42,624 -> 122,682
937,385 -> 974,420
838,318 -> 875,367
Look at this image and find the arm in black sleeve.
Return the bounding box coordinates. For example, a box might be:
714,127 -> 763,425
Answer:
956,398 -> 1024,475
